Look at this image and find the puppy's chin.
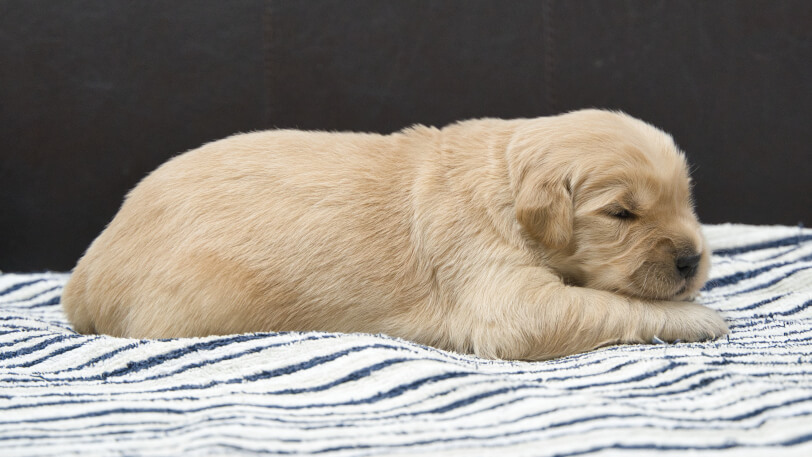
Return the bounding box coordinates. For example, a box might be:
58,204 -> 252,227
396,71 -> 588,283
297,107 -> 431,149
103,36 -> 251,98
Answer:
615,281 -> 680,301
615,279 -> 696,302
670,281 -> 700,301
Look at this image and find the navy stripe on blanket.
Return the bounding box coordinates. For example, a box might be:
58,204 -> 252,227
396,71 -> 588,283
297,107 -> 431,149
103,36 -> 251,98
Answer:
1,223 -> 811,456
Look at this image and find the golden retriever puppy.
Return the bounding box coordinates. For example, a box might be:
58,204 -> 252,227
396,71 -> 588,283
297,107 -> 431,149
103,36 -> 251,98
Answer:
62,109 -> 727,360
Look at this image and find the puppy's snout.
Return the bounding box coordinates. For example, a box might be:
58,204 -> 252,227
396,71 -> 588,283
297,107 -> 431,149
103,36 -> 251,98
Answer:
676,254 -> 701,279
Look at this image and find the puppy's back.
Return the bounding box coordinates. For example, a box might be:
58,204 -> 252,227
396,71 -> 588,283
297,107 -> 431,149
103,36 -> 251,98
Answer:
62,128 -> 433,338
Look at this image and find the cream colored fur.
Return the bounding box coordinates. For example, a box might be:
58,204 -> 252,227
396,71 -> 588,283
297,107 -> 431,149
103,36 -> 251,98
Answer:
62,109 -> 727,360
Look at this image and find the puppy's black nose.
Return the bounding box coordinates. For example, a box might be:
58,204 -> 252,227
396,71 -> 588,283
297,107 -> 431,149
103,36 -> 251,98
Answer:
676,254 -> 701,279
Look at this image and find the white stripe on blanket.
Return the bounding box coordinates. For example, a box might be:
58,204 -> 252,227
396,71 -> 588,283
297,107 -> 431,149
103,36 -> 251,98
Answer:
1,223 -> 811,456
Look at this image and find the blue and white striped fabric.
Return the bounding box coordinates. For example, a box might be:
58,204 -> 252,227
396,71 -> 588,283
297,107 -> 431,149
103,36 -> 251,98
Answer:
2,223 -> 811,456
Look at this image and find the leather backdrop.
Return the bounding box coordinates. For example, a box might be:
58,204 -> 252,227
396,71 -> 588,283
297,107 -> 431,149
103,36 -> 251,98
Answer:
1,0 -> 810,271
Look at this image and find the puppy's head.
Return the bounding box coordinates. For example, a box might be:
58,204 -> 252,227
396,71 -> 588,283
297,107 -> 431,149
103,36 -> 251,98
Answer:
509,109 -> 708,300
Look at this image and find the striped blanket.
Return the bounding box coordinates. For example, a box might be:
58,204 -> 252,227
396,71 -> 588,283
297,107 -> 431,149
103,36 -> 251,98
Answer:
1,223 -> 811,456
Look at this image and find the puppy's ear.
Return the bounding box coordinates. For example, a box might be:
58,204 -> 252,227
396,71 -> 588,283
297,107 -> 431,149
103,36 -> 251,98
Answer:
515,170 -> 573,249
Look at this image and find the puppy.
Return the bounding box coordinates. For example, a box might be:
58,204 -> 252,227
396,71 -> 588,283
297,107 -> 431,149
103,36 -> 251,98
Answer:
62,109 -> 727,360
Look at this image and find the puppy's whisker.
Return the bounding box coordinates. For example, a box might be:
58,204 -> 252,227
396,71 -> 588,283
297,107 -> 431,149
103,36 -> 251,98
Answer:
641,263 -> 656,297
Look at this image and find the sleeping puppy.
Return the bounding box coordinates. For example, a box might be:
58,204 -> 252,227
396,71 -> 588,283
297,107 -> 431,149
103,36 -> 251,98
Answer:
62,109 -> 727,360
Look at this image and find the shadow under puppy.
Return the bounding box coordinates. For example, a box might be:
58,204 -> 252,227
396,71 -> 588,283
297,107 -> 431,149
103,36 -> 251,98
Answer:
62,109 -> 727,360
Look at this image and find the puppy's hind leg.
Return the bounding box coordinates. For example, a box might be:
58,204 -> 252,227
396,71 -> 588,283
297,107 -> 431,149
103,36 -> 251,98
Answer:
61,269 -> 98,335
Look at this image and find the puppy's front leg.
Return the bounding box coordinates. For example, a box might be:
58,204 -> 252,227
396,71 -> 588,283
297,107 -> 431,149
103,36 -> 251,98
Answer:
465,268 -> 727,360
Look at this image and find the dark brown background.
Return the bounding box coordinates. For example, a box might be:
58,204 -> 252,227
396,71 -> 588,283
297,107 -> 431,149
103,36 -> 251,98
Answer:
1,0 -> 810,271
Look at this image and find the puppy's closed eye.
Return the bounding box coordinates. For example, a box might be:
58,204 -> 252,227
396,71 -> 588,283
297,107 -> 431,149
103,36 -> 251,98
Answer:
605,206 -> 636,221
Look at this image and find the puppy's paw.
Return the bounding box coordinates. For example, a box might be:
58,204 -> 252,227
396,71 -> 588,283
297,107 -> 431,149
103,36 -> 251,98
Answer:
655,301 -> 728,343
